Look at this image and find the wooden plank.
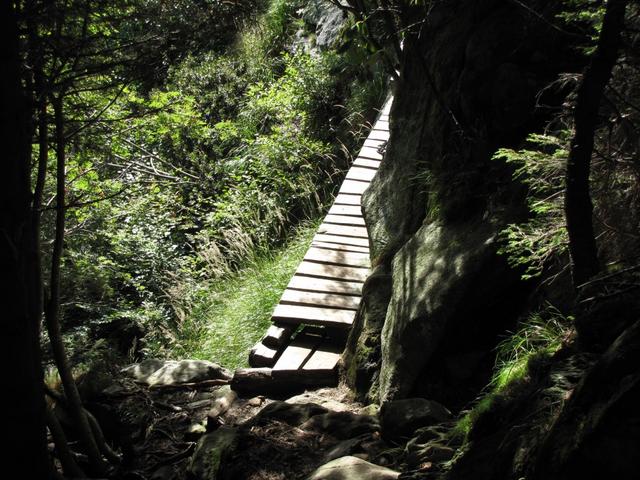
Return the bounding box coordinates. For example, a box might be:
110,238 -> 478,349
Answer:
381,98 -> 393,114
353,158 -> 381,169
318,223 -> 368,238
328,204 -> 362,217
280,289 -> 361,310
303,340 -> 344,371
368,129 -> 390,141
311,241 -> 369,254
339,179 -> 370,195
324,214 -> 366,227
287,275 -> 363,295
346,167 -> 377,182
314,233 -> 369,247
304,246 -> 370,268
296,261 -> 369,282
261,323 -> 297,349
272,304 -> 356,328
358,145 -> 383,160
363,138 -> 387,149
249,342 -> 279,368
272,330 -> 324,371
334,193 -> 361,206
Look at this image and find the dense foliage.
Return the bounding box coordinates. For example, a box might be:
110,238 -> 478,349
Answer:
26,0 -> 387,370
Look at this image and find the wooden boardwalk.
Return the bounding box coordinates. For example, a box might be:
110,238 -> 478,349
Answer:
248,96 -> 392,380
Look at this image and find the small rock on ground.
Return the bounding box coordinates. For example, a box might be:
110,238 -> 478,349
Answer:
307,455 -> 400,480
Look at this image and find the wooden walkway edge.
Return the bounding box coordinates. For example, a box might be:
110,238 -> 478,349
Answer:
241,95 -> 393,391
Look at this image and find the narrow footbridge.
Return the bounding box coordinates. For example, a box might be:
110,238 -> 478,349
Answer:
242,96 -> 392,388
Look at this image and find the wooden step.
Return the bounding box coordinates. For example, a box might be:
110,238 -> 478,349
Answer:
249,342 -> 280,368
280,289 -> 361,310
339,179 -> 370,195
287,275 -> 363,295
334,193 -> 361,206
296,260 -> 369,282
353,158 -> 381,170
261,323 -> 297,349
272,329 -> 324,371
346,167 -> 378,182
328,204 -> 362,217
311,241 -> 369,254
314,233 -> 369,248
324,214 -> 366,227
304,246 -> 370,268
303,340 -> 343,371
272,304 -> 356,328
358,145 -> 383,160
318,223 -> 368,238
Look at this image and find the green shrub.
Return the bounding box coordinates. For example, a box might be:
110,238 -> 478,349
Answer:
493,133 -> 570,280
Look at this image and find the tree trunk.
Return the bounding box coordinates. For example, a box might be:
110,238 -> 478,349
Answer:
0,2 -> 50,477
45,96 -> 108,475
565,0 -> 628,288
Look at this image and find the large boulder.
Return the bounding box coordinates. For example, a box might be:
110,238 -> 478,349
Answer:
378,219 -> 499,401
307,456 -> 400,480
301,411 -> 380,439
302,0 -> 346,49
380,398 -> 452,442
122,359 -> 231,386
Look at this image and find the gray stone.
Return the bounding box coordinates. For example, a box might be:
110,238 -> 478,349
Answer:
301,411 -> 379,439
187,426 -> 238,480
302,0 -> 346,49
252,401 -> 329,427
380,398 -> 451,442
307,456 -> 400,480
122,359 -> 231,386
207,385 -> 238,419
121,358 -> 165,381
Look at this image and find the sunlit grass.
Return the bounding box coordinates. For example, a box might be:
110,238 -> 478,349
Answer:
168,220 -> 318,369
451,306 -> 572,440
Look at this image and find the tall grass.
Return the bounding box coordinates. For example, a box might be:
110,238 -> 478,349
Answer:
452,305 -> 572,439
153,220 -> 318,369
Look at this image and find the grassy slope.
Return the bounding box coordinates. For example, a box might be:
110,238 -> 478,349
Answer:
169,220 -> 318,368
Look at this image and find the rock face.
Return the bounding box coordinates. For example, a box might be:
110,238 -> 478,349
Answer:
530,319 -> 640,480
307,456 -> 400,480
122,359 -> 231,386
378,219 -> 499,401
302,0 -> 346,49
345,0 -> 580,404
